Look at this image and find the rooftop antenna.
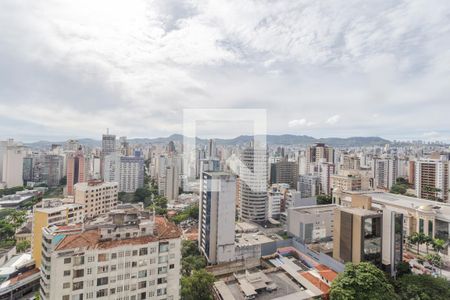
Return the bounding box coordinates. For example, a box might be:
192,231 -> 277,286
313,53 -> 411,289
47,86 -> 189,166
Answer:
107,128 -> 109,135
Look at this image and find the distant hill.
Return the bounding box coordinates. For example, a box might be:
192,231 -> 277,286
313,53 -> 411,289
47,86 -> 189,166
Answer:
25,134 -> 391,149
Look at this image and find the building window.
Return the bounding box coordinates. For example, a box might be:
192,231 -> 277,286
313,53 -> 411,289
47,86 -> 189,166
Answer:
159,242 -> 169,253
96,289 -> 108,298
63,258 -> 71,264
428,220 -> 433,236
98,253 -> 109,262
63,270 -> 71,276
419,218 -> 424,233
63,282 -> 70,289
73,269 -> 84,278
139,248 -> 148,256
97,277 -> 109,286
72,281 -> 83,290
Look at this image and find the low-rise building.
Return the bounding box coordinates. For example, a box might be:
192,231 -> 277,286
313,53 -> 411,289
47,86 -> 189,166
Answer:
287,205 -> 336,243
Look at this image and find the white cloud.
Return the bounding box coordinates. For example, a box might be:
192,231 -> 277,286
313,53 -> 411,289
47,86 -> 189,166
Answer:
288,119 -> 306,127
325,115 -> 341,125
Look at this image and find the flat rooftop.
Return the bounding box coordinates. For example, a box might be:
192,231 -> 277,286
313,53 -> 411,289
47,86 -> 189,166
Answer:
223,271 -> 309,300
361,191 -> 450,222
289,204 -> 336,215
235,233 -> 274,246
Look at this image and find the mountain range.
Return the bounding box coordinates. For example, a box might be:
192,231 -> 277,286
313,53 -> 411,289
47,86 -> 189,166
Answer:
24,134 -> 391,149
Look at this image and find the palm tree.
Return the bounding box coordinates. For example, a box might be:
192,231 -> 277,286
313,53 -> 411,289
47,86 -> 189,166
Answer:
424,235 -> 433,253
408,233 -> 420,254
417,232 -> 427,254
432,238 -> 445,253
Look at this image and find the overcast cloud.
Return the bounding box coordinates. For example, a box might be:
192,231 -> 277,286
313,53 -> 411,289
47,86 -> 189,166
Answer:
0,0 -> 449,142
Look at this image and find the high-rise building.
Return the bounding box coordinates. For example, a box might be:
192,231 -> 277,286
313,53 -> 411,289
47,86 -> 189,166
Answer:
199,172 -> 236,264
373,157 -> 398,190
415,158 -> 449,202
319,162 -> 335,195
268,189 -> 282,219
101,131 -> 116,156
39,205 -> 182,300
119,156 -> 145,193
1,140 -> 25,188
41,154 -> 64,187
306,143 -> 334,173
239,146 -> 268,223
74,180 -> 118,219
66,148 -> 86,196
207,139 -> 217,159
164,165 -> 179,201
270,160 -> 299,188
31,198 -> 84,268
298,175 -> 320,198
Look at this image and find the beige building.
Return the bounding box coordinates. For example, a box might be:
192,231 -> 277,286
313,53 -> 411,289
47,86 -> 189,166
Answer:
31,198 -> 84,268
415,158 -> 449,202
331,174 -> 362,192
40,205 -> 182,300
333,195 -> 383,266
74,180 -> 118,219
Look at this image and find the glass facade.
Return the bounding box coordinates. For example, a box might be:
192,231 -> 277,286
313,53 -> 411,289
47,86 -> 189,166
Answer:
362,216 -> 382,266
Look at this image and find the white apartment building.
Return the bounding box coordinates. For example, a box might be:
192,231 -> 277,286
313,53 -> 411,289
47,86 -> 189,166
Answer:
119,156 -> 145,193
1,140 -> 25,187
40,206 -> 182,300
74,180 -> 118,219
239,146 -> 268,223
104,154 -> 144,193
268,190 -> 281,219
199,172 -> 236,264
373,157 -> 398,190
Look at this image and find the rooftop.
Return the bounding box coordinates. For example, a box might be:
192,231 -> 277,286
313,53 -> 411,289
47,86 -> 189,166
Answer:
55,216 -> 181,251
361,191 -> 450,222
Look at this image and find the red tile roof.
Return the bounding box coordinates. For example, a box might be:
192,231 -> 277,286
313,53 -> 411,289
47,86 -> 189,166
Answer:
300,272 -> 330,294
56,217 -> 181,251
315,265 -> 338,282
8,268 -> 40,285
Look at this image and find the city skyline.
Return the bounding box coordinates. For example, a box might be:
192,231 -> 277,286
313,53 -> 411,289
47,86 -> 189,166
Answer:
1,0 -> 450,142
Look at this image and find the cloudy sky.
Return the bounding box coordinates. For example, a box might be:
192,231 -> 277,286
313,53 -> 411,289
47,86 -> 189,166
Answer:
1,0 -> 449,142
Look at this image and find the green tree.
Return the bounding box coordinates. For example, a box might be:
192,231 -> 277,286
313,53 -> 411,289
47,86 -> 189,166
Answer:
16,240 -> 31,252
317,194 -> 332,205
8,210 -> 27,229
181,240 -> 206,276
182,240 -> 200,258
395,274 -> 450,300
424,235 -> 433,253
0,220 -> 15,241
330,262 -> 398,300
408,232 -> 427,254
432,238 -> 445,253
181,255 -> 207,276
134,187 -> 151,202
181,269 -> 215,300
395,262 -> 411,277
390,184 -> 407,195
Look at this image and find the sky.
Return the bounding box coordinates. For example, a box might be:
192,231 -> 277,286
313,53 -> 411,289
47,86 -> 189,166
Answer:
1,0 -> 450,142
